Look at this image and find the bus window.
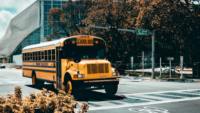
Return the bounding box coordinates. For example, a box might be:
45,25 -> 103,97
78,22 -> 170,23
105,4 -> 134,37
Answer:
23,53 -> 25,61
52,49 -> 55,60
27,53 -> 30,61
25,53 -> 27,61
35,52 -> 38,60
41,51 -> 44,60
30,52 -> 33,61
48,50 -> 51,60
38,51 -> 41,60
45,50 -> 47,60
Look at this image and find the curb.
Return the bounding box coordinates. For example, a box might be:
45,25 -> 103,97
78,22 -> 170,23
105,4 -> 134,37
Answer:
150,79 -> 195,82
119,76 -> 200,82
119,75 -> 150,81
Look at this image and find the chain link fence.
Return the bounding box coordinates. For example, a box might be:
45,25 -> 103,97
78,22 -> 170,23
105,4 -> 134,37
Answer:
113,62 -> 200,78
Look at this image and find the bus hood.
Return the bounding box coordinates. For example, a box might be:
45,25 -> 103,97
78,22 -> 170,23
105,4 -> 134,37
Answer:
78,59 -> 110,64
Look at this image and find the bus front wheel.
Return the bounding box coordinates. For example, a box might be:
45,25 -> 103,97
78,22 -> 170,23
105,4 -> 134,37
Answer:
65,80 -> 73,94
105,84 -> 118,96
65,80 -> 78,95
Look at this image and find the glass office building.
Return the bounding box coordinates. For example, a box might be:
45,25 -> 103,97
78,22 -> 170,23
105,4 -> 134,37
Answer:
0,0 -> 73,62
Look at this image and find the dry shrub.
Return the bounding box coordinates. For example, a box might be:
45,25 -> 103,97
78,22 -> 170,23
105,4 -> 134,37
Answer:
0,86 -> 89,113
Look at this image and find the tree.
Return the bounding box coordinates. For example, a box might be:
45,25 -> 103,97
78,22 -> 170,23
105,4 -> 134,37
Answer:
83,0 -> 151,64
46,0 -> 93,41
134,0 -> 200,77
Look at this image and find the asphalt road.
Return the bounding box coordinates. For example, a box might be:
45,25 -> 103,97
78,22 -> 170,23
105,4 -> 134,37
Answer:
0,68 -> 200,113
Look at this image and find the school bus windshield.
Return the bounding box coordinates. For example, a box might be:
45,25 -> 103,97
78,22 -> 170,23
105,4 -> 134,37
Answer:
62,48 -> 105,58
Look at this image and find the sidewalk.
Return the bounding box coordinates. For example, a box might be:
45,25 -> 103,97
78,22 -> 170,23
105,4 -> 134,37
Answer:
119,75 -> 200,82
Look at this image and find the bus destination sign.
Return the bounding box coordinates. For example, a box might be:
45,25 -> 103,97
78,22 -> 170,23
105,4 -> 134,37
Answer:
76,37 -> 93,46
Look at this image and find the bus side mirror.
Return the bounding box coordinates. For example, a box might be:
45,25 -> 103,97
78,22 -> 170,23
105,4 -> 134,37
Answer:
74,57 -> 81,63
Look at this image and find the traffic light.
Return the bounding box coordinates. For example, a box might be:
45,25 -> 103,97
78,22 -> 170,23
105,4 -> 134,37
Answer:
76,23 -> 88,27
109,26 -> 118,30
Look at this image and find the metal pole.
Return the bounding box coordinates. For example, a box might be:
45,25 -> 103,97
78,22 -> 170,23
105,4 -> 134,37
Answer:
197,62 -> 198,77
159,57 -> 162,79
180,56 -> 184,79
170,60 -> 171,78
131,56 -> 133,69
151,31 -> 155,79
143,51 -> 144,76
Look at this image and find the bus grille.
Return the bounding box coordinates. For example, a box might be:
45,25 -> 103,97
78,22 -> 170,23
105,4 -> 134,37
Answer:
87,64 -> 109,74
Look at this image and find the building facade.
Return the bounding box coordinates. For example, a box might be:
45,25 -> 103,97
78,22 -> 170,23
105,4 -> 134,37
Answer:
0,0 -> 71,63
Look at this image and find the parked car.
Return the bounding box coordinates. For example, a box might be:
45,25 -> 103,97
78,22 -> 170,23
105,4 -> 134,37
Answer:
0,64 -> 5,68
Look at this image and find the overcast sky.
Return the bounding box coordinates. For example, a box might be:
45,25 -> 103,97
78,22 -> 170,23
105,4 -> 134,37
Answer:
0,0 -> 36,39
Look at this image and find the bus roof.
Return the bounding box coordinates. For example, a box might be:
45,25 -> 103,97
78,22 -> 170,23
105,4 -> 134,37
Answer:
22,38 -> 66,51
22,35 -> 104,51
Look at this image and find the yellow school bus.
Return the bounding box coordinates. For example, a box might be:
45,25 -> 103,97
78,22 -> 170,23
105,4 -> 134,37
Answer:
22,35 -> 119,95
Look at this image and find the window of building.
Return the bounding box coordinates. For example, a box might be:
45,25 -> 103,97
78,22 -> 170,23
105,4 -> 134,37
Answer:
45,50 -> 47,60
44,13 -> 49,21
62,1 -> 67,4
44,1 -> 52,4
53,1 -> 61,4
48,50 -> 51,60
52,49 -> 55,60
44,5 -> 51,13
53,5 -> 61,8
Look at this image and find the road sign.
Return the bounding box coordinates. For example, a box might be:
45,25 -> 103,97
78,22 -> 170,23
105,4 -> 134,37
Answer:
1,54 -> 6,56
167,57 -> 174,60
136,29 -> 149,35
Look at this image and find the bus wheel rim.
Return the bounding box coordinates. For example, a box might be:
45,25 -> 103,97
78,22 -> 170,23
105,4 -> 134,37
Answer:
67,81 -> 72,94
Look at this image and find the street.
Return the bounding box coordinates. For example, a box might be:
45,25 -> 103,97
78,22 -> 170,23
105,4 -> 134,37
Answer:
0,68 -> 200,113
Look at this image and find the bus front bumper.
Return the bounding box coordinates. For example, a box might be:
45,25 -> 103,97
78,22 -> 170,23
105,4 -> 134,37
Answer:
71,78 -> 120,89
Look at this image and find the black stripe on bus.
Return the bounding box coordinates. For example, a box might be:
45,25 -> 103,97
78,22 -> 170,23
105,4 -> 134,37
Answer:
22,75 -> 56,83
23,65 -> 55,68
23,68 -> 56,73
37,78 -> 56,83
23,60 -> 56,62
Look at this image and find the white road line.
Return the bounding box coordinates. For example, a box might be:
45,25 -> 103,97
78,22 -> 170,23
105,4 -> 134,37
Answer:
89,97 -> 200,111
119,89 -> 200,96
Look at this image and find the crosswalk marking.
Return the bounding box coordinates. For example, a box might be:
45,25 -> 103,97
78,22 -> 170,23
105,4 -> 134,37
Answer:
76,89 -> 200,111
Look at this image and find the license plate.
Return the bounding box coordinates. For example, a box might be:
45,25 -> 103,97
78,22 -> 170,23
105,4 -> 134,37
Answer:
77,37 -> 93,46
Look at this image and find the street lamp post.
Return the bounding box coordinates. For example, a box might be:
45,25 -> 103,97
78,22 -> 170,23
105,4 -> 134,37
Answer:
151,30 -> 155,79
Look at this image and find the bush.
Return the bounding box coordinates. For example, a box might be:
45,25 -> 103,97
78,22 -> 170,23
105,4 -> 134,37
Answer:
0,86 -> 89,113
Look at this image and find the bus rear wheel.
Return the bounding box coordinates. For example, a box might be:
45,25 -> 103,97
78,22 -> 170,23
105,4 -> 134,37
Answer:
105,84 -> 118,96
32,75 -> 44,88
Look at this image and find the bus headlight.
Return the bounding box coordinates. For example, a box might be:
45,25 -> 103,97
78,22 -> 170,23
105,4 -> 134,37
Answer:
112,73 -> 117,76
78,74 -> 85,78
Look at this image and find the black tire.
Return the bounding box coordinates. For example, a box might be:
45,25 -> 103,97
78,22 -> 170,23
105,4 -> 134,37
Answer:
65,79 -> 79,95
105,84 -> 118,96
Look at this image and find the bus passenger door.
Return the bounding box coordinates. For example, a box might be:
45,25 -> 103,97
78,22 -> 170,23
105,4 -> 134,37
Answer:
56,47 -> 62,90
